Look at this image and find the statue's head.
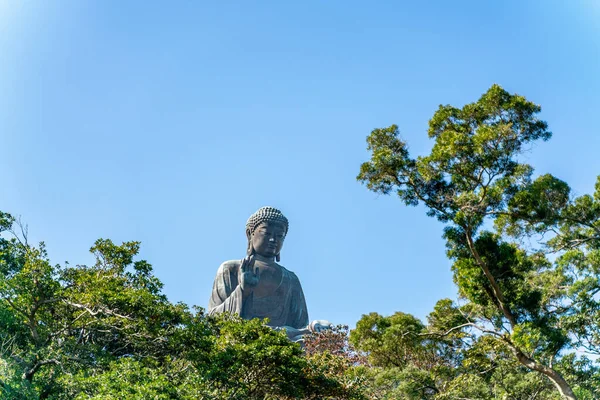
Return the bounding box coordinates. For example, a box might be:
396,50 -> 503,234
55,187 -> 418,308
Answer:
245,206 -> 289,261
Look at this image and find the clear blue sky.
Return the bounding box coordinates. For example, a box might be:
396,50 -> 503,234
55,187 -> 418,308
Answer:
1,1 -> 599,328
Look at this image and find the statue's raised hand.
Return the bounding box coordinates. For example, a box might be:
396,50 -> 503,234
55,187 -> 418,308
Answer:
239,255 -> 259,296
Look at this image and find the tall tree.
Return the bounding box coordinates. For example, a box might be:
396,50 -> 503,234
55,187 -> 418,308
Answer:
357,84 -> 599,399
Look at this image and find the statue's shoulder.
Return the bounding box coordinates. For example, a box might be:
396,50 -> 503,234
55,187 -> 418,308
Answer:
279,264 -> 301,284
218,260 -> 241,274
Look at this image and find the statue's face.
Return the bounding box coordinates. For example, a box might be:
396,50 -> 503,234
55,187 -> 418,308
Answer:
251,221 -> 286,258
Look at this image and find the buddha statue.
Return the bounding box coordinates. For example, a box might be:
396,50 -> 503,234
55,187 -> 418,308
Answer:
208,206 -> 330,341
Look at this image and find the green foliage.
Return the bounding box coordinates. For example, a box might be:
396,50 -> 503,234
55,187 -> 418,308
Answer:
358,84 -> 550,227
348,305 -> 583,399
0,358 -> 37,399
349,309 -> 458,398
350,312 -> 426,369
69,358 -> 182,399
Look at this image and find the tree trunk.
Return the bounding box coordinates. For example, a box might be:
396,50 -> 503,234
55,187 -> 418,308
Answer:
511,345 -> 577,400
464,231 -> 517,327
465,229 -> 577,399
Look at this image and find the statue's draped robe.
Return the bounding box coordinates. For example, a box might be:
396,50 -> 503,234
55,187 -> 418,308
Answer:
208,260 -> 309,329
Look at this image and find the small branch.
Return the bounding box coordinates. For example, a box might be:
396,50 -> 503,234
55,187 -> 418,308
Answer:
64,301 -> 133,320
23,359 -> 60,382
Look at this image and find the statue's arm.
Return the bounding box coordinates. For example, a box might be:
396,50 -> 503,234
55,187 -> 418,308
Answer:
208,261 -> 251,317
277,295 -> 324,341
289,272 -> 310,329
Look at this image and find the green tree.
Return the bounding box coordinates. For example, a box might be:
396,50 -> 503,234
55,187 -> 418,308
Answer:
349,312 -> 446,399
0,218 -> 190,397
357,84 -> 599,399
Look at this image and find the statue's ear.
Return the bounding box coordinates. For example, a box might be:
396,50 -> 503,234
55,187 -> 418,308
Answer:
276,253 -> 281,262
246,229 -> 254,256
